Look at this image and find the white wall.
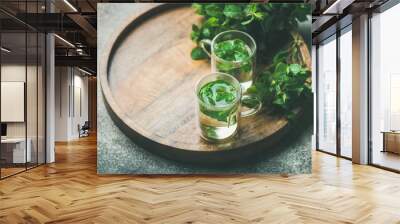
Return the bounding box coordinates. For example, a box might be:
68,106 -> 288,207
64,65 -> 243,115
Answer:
55,66 -> 69,141
73,73 -> 89,137
55,67 -> 89,141
1,65 -> 38,138
1,64 -> 27,140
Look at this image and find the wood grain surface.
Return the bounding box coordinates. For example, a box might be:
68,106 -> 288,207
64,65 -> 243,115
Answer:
1,135 -> 400,223
99,4 -> 299,157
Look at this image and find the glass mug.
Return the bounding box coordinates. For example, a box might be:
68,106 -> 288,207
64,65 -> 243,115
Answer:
196,72 -> 241,141
200,30 -> 262,117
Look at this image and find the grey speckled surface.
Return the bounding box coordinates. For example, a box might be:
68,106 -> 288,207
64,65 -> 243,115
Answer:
97,3 -> 312,174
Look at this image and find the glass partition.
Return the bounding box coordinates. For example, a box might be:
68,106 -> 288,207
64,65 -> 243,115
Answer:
370,3 -> 400,171
0,30 -> 28,177
38,32 -> 45,165
27,30 -> 38,169
339,27 -> 352,158
317,35 -> 337,154
0,1 -> 46,179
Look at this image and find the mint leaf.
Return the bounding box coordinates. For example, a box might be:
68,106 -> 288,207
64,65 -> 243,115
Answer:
289,64 -> 301,74
241,16 -> 254,25
223,4 -> 243,19
204,17 -> 220,27
205,4 -> 223,17
214,39 -> 250,62
191,47 -> 208,60
275,62 -> 287,74
192,3 -> 204,15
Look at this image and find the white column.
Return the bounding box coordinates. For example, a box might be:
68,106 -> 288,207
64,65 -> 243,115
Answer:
46,32 -> 55,163
352,14 -> 369,164
45,0 -> 55,163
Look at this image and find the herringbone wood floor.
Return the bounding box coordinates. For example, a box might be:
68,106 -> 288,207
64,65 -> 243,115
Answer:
1,135 -> 400,224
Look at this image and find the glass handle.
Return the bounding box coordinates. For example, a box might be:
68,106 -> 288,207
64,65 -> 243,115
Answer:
240,94 -> 262,117
199,39 -> 212,57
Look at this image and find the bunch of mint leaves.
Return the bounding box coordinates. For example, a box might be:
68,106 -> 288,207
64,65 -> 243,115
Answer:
190,3 -> 309,61
190,3 -> 311,118
248,51 -> 312,120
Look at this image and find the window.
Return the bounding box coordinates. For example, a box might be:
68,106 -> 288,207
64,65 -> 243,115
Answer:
370,3 -> 400,171
317,35 -> 337,154
339,27 -> 352,158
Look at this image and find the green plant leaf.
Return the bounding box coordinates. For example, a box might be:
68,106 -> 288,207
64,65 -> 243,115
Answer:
191,47 -> 208,60
202,27 -> 211,38
275,62 -> 287,74
241,16 -> 254,25
289,64 -> 301,74
214,38 -> 250,62
205,17 -> 220,27
244,4 -> 257,15
191,25 -> 200,41
205,4 -> 223,17
192,3 -> 204,15
254,12 -> 266,20
223,4 -> 243,19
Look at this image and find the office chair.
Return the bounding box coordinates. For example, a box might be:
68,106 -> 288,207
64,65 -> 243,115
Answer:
79,121 -> 90,138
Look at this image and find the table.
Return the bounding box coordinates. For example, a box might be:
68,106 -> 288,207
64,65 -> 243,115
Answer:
1,138 -> 31,164
381,131 -> 400,154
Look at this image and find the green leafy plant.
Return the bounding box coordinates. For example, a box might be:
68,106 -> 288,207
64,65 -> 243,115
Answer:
190,3 -> 310,61
248,51 -> 312,119
191,3 -> 311,119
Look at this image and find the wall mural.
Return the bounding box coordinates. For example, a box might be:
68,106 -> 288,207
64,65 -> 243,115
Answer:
97,3 -> 312,174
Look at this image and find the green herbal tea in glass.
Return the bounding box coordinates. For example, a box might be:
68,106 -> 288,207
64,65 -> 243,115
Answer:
200,30 -> 256,92
200,30 -> 261,117
213,38 -> 253,91
196,73 -> 241,141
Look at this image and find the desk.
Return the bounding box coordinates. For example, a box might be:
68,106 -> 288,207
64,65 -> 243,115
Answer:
1,138 -> 31,163
382,131 -> 400,154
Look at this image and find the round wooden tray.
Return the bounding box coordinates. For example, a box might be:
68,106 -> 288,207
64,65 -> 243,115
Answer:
99,4 -> 295,165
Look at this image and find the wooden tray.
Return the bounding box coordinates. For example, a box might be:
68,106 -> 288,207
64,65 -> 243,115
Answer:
99,4 -> 295,165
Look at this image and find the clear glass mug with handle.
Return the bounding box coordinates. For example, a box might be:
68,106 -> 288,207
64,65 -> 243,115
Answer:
200,30 -> 262,117
196,72 -> 241,142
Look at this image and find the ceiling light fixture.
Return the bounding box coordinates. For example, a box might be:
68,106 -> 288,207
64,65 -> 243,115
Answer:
78,67 -> 93,76
76,48 -> 87,56
54,34 -> 75,48
1,47 -> 11,53
63,0 -> 78,12
322,0 -> 355,15
322,0 -> 342,14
